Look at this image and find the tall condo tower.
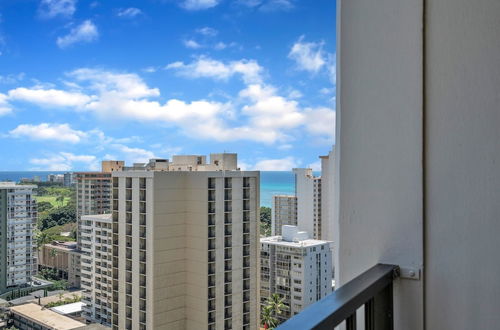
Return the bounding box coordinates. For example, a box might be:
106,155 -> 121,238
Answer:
0,183 -> 38,293
110,154 -> 260,330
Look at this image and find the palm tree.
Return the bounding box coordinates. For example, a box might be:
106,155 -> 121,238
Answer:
35,231 -> 52,268
261,304 -> 278,329
267,293 -> 287,321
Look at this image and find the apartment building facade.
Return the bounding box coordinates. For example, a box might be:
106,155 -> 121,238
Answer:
271,195 -> 297,236
0,183 -> 38,293
75,161 -> 124,246
260,225 -> 332,323
38,241 -> 81,288
80,214 -> 113,326
110,154 -> 260,330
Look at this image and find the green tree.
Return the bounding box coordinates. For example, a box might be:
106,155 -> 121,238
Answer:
37,201 -> 53,213
55,195 -> 64,207
39,204 -> 76,231
260,206 -> 272,237
261,305 -> 278,329
267,293 -> 287,319
260,206 -> 271,224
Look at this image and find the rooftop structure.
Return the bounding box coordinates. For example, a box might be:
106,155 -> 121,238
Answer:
122,153 -> 239,172
10,303 -> 86,330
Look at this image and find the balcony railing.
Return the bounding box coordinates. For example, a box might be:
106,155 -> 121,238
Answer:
278,264 -> 399,330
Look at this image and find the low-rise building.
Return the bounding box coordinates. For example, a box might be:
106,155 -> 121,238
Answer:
10,303 -> 86,330
260,226 -> 332,323
38,241 -> 81,288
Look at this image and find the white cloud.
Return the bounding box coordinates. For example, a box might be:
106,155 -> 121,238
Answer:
57,20 -> 99,48
5,64 -> 335,145
112,144 -> 155,164
69,68 -> 159,98
183,39 -> 203,49
30,152 -> 97,171
166,56 -> 263,84
116,7 -> 142,18
9,123 -> 88,143
288,89 -> 302,99
0,93 -> 12,116
8,87 -> 92,108
307,160 -> 321,171
39,0 -> 76,19
142,66 -> 158,73
253,156 -> 298,171
259,0 -> 294,11
236,0 -> 294,11
196,27 -> 218,36
236,0 -> 262,7
240,84 -> 304,130
319,87 -> 332,95
180,0 -> 219,10
0,73 -> 25,84
303,107 -> 335,138
288,35 -> 326,73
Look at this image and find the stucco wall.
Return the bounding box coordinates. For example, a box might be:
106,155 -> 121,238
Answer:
425,0 -> 500,328
335,0 -> 424,329
336,0 -> 500,329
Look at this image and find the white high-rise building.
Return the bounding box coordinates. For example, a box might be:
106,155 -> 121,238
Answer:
0,183 -> 38,293
293,168 -> 322,239
260,225 -> 332,323
271,195 -> 297,236
111,153 -> 260,330
319,147 -> 335,243
80,214 -> 114,326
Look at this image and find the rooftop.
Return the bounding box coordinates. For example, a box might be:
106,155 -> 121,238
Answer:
261,225 -> 331,247
261,236 -> 330,248
10,303 -> 86,330
0,182 -> 37,189
81,213 -> 113,222
50,301 -> 84,315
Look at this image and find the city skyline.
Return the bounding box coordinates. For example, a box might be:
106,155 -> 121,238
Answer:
0,0 -> 336,172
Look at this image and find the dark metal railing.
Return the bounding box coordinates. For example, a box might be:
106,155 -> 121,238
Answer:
277,263 -> 399,330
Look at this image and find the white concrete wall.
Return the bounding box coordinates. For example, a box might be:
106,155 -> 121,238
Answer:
336,0 -> 500,329
335,0 -> 424,329
293,169 -> 315,236
425,0 -> 500,328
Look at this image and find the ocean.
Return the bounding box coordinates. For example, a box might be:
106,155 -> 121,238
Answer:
0,171 -> 318,207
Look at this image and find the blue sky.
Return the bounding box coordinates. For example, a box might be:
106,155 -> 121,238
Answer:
0,0 -> 335,171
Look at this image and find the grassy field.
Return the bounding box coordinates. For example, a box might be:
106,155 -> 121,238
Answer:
35,195 -> 71,207
42,223 -> 77,242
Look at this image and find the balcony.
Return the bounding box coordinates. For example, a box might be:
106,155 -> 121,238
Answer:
208,202 -> 215,214
278,264 -> 398,329
208,190 -> 215,202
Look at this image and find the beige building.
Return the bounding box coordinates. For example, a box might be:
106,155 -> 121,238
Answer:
38,242 -> 81,288
80,214 -> 113,326
110,154 -> 259,330
271,195 -> 297,236
10,303 -> 86,330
